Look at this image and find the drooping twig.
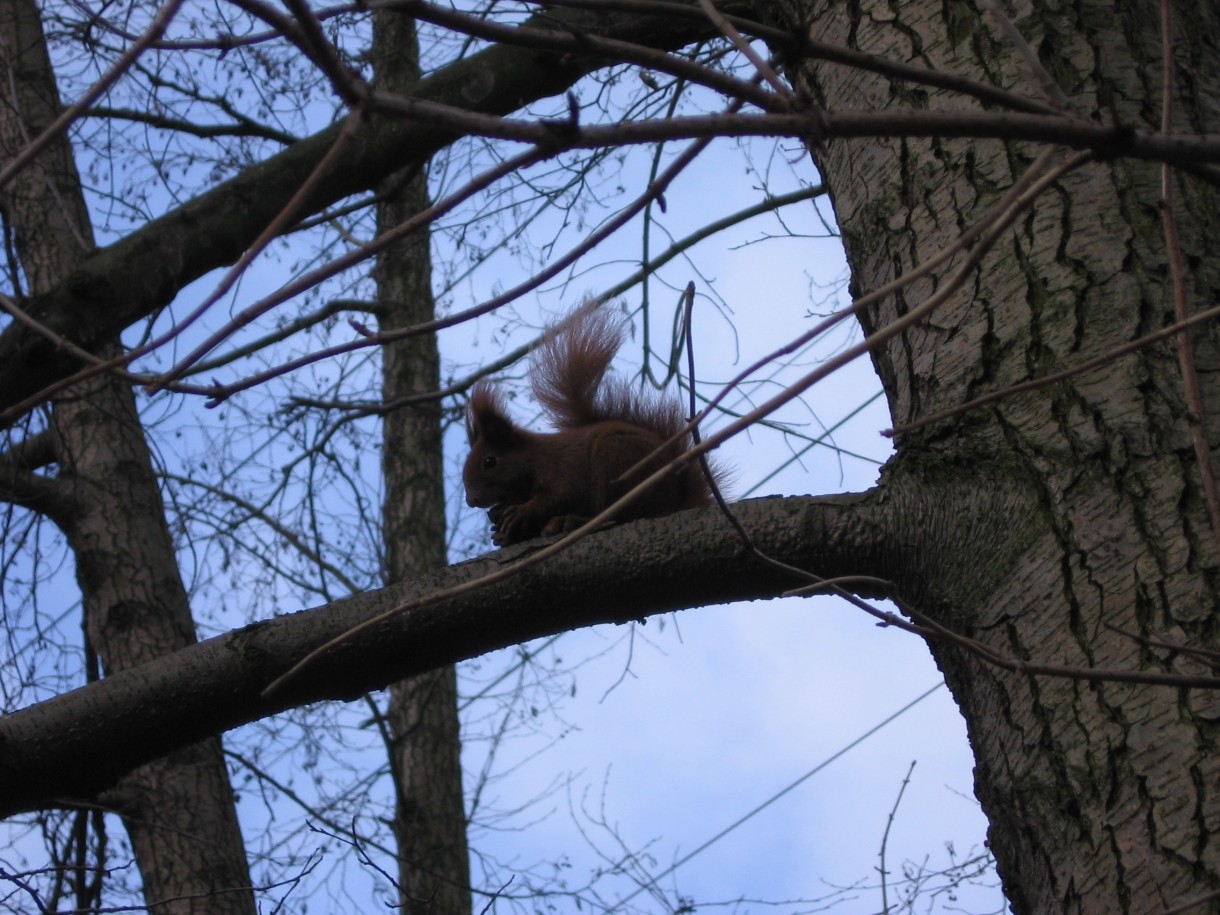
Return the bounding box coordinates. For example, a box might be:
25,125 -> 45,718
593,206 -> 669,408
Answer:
1157,0 -> 1220,537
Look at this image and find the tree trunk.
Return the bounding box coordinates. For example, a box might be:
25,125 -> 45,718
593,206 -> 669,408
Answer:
53,370 -> 256,915
0,1 -> 254,911
767,0 -> 1220,910
374,9 -> 473,912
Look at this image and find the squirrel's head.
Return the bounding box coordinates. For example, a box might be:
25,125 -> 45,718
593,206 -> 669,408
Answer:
463,381 -> 533,509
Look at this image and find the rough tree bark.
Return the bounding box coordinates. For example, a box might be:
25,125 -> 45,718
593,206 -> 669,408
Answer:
374,8 -> 473,911
765,0 -> 1220,910
0,1 -> 254,911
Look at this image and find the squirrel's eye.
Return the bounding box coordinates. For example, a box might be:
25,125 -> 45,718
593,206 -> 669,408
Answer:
483,455 -> 497,470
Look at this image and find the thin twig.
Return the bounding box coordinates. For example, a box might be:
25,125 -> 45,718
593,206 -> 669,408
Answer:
979,0 -> 1074,112
1104,621 -> 1220,669
878,761 -> 917,915
1166,887 -> 1220,915
621,149 -> 1090,484
162,473 -> 364,595
0,293 -> 107,369
1157,0 -> 1220,536
695,0 -> 789,96
147,108 -> 366,392
0,115 -> 369,416
678,282 -> 730,509
167,143 -> 555,405
288,186 -> 827,416
277,0 -> 369,105
197,95 -> 749,406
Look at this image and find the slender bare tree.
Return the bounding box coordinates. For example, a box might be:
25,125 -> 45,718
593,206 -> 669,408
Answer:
373,7 -> 472,910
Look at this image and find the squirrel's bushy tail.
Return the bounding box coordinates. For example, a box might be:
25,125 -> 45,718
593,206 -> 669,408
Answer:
531,305 -> 621,428
531,304 -> 687,439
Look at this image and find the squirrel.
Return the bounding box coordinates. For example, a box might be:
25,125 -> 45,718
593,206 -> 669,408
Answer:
463,305 -> 717,546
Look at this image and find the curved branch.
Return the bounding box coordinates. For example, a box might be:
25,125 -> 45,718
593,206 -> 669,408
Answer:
0,429 -> 73,520
0,465 -> 72,519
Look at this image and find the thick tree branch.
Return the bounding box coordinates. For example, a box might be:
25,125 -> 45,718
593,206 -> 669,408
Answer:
0,464 -> 71,518
0,494 -> 879,816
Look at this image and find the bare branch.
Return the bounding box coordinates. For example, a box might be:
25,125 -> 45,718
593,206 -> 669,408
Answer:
84,105 -> 299,144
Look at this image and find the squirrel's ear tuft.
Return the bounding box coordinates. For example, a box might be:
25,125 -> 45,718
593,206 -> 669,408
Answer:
467,381 -> 518,445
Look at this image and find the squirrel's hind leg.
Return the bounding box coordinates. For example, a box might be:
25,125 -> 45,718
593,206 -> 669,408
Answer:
540,513 -> 597,537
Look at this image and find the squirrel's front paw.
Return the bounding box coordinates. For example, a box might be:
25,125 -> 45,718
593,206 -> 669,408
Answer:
492,504 -> 535,545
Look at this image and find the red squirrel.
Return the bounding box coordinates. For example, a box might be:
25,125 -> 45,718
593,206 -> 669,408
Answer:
463,306 -> 716,546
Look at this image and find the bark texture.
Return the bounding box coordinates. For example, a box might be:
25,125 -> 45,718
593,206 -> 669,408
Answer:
374,9 -> 473,912
765,0 -> 1220,910
0,1 -> 254,911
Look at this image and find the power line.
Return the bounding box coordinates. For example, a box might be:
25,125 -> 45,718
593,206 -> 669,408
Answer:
614,680 -> 947,907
